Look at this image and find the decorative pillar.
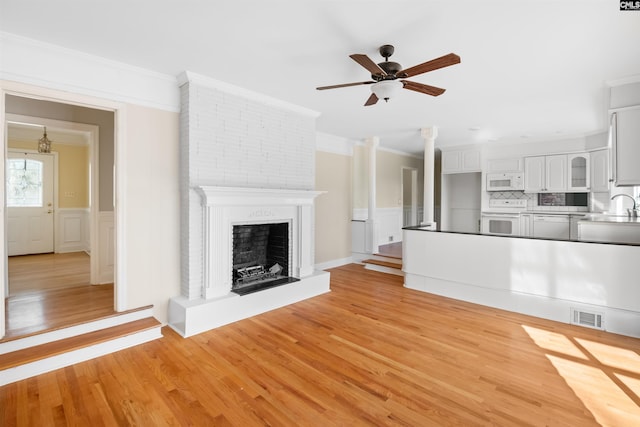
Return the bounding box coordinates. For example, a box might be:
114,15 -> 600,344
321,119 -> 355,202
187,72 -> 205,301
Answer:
365,136 -> 379,253
421,127 -> 437,228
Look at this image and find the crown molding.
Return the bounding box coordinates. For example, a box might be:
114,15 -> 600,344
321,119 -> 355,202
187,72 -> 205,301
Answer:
178,71 -> 320,119
0,31 -> 180,112
315,132 -> 355,156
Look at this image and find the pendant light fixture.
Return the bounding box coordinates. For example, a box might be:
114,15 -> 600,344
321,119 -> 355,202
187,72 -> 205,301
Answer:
38,126 -> 51,153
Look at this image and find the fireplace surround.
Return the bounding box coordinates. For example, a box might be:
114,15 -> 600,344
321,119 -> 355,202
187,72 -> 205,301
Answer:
168,186 -> 331,337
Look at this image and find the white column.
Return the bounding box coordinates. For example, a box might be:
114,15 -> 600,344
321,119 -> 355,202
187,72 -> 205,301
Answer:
365,136 -> 379,253
421,127 -> 437,228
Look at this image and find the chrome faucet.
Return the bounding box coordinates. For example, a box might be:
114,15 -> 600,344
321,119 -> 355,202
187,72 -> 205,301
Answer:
611,194 -> 638,218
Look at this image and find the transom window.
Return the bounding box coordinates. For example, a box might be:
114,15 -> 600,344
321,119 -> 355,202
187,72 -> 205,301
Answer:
7,158 -> 44,207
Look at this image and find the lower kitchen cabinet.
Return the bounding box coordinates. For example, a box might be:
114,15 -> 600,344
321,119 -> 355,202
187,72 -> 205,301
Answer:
520,213 -> 532,237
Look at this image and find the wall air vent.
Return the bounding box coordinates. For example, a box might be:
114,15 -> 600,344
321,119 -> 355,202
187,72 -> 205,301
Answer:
570,308 -> 604,330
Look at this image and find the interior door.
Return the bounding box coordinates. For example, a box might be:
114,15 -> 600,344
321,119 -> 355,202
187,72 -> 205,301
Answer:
6,152 -> 55,256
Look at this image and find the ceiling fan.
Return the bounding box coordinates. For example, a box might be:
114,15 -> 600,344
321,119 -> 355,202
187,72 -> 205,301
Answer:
316,44 -> 460,106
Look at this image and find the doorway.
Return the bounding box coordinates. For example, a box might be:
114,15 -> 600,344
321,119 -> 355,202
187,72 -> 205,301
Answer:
1,90 -> 120,340
7,151 -> 55,256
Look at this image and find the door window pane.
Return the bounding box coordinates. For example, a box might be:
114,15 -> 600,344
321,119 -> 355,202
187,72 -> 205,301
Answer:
7,158 -> 44,207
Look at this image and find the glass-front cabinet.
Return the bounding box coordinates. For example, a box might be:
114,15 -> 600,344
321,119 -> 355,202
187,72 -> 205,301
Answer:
567,153 -> 590,192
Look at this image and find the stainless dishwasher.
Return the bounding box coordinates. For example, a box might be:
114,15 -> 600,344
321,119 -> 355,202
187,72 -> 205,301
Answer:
532,214 -> 570,239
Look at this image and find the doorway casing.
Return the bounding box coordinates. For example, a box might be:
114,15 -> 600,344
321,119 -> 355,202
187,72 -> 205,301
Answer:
0,80 -> 127,340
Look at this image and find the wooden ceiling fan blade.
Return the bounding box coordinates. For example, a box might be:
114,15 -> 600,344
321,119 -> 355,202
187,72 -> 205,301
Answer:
401,80 -> 446,96
350,54 -> 387,76
316,81 -> 374,90
364,93 -> 379,106
398,53 -> 460,78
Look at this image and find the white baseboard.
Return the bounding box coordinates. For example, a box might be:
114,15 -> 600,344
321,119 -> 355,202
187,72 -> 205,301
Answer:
315,257 -> 353,271
404,273 -> 640,339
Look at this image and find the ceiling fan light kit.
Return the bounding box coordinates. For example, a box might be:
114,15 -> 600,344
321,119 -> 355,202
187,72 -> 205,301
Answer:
316,44 -> 460,106
371,80 -> 402,102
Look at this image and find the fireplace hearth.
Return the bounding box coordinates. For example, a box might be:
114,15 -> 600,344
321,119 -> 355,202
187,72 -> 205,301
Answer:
169,186 -> 330,337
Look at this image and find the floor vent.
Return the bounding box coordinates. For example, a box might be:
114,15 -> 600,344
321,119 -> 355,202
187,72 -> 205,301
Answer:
570,308 -> 604,330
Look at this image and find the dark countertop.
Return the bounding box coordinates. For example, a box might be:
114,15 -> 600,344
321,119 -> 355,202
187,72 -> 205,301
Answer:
402,226 -> 640,246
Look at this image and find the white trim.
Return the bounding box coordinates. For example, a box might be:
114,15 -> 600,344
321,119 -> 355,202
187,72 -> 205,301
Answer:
0,307 -> 154,354
315,256 -> 353,271
316,132 -> 355,156
0,32 -> 179,112
7,114 -> 101,282
605,74 -> 640,87
114,107 -> 127,310
0,327 -> 162,386
178,71 -> 320,118
1,81 -> 125,339
353,139 -> 423,159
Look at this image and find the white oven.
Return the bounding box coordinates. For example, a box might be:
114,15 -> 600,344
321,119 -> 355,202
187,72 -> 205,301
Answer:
486,172 -> 524,191
481,213 -> 521,236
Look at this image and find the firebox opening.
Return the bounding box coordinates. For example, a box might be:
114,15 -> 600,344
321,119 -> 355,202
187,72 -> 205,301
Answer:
232,222 -> 299,296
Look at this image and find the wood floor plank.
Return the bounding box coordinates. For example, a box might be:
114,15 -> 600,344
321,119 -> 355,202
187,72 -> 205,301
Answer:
2,264 -> 640,425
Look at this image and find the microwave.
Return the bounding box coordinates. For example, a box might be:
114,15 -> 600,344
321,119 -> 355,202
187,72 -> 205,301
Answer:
486,173 -> 524,191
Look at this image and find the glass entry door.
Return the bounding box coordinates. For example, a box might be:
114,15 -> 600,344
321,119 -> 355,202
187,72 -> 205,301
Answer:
6,152 -> 55,255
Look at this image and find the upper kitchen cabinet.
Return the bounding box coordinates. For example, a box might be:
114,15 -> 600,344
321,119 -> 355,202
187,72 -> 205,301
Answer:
567,153 -> 590,192
524,154 -> 567,192
441,148 -> 481,174
611,107 -> 640,186
590,149 -> 610,193
486,157 -> 523,173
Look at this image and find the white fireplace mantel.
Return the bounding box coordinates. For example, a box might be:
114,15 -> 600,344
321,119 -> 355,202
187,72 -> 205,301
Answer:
196,186 -> 325,299
196,186 -> 324,207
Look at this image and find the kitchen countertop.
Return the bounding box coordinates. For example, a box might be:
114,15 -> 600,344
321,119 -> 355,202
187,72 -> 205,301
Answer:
579,214 -> 640,224
402,226 -> 640,246
523,211 -> 588,215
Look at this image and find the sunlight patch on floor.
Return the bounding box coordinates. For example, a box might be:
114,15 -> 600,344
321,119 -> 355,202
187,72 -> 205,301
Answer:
523,324 -> 640,426
547,355 -> 640,426
521,325 -> 588,360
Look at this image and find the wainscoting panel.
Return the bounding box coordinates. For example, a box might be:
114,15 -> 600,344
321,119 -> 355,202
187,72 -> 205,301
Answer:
56,209 -> 89,253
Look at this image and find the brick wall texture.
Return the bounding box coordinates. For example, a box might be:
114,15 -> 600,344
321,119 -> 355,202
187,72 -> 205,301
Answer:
180,80 -> 316,299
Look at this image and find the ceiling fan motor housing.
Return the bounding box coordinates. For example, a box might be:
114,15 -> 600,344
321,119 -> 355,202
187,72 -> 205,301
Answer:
374,61 -> 403,80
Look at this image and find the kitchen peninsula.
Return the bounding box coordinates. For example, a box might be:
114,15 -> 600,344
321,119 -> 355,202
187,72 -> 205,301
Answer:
403,227 -> 640,338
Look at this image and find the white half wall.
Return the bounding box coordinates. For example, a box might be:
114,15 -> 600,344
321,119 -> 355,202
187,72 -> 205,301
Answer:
403,229 -> 640,338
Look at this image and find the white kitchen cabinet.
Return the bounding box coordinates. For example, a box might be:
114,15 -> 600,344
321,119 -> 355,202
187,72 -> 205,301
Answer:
441,149 -> 481,174
520,213 -> 532,237
486,157 -> 523,173
546,155 -> 567,192
590,149 -> 610,192
567,153 -> 590,192
612,108 -> 640,186
524,156 -> 545,192
524,154 -> 568,193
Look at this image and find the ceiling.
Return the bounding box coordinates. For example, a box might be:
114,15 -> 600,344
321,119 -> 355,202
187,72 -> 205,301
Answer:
1,1 -> 639,155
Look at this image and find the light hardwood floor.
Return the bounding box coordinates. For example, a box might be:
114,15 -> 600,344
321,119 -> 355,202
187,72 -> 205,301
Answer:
2,264 -> 640,425
4,253 -> 115,340
8,252 -> 91,294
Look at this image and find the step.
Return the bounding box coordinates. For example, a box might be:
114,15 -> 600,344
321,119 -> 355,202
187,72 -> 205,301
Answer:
363,257 -> 404,276
0,315 -> 162,386
0,305 -> 156,354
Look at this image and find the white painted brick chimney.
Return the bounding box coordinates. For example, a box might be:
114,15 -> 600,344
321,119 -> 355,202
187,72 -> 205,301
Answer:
169,72 -> 330,337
